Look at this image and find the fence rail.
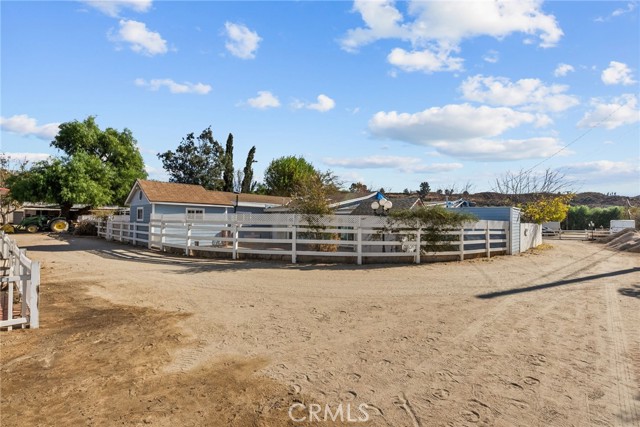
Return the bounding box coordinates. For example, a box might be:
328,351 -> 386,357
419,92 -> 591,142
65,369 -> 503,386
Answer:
1,232 -> 40,330
99,213 -> 510,265
543,229 -> 611,240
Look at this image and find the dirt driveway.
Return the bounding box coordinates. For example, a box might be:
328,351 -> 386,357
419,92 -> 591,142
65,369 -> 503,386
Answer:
2,234 -> 639,426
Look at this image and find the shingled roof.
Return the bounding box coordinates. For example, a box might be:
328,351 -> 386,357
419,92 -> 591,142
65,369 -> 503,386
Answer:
127,180 -> 289,206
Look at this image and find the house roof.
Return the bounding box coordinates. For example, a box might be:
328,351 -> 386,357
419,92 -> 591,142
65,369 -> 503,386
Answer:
126,180 -> 289,207
349,197 -> 423,216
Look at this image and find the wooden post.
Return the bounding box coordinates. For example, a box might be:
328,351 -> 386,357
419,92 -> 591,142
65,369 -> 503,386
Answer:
131,223 -> 137,246
118,223 -> 123,242
28,261 -> 40,329
291,225 -> 297,264
6,276 -> 13,330
459,227 -> 465,261
19,250 -> 27,325
232,221 -> 239,260
185,223 -> 192,255
160,220 -> 166,251
356,226 -> 363,265
415,228 -> 421,264
485,222 -> 491,259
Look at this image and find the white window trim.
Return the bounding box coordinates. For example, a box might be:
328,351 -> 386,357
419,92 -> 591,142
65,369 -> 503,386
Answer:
186,207 -> 205,220
136,207 -> 144,222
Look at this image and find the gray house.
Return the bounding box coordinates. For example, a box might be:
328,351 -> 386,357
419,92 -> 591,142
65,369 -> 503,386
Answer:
125,179 -> 289,223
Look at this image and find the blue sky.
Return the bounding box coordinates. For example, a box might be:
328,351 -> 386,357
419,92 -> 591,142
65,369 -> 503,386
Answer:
1,0 -> 639,195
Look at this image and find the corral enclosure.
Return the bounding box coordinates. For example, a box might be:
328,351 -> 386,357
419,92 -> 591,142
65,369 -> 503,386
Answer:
98,213 -> 514,264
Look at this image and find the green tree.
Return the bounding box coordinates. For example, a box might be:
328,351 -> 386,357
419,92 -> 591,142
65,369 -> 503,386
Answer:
159,128 -> 256,193
52,116 -> 146,205
240,146 -> 257,193
349,182 -> 370,193
8,152 -> 115,217
0,154 -> 28,224
158,127 -> 224,190
387,206 -> 477,253
417,181 -> 431,200
262,156 -> 318,196
222,133 -> 234,192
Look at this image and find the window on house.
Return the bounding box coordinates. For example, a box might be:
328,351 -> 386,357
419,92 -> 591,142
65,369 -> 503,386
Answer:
138,191 -> 142,200
136,207 -> 144,221
186,208 -> 205,220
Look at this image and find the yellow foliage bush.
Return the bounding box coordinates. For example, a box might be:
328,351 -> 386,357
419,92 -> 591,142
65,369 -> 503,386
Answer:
522,194 -> 573,224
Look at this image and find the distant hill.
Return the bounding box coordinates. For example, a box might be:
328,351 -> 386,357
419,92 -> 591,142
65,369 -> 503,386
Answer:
387,191 -> 640,208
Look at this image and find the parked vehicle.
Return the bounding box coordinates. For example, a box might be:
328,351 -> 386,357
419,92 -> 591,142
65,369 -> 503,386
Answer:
0,215 -> 69,233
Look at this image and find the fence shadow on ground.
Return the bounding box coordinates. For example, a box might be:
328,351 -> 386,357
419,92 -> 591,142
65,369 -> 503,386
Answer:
89,246 -> 423,273
618,284 -> 640,299
476,267 -> 640,299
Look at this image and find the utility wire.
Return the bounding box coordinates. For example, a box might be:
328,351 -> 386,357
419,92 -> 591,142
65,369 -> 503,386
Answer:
522,103 -> 627,176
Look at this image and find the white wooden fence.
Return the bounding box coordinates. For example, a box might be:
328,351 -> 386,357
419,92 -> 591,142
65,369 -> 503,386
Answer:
100,213 -> 509,265
97,215 -> 149,246
543,229 -> 611,240
1,232 -> 40,330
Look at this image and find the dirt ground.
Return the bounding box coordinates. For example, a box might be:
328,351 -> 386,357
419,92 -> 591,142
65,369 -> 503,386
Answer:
1,234 -> 639,427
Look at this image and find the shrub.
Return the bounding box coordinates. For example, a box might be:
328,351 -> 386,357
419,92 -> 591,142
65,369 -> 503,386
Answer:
73,220 -> 98,236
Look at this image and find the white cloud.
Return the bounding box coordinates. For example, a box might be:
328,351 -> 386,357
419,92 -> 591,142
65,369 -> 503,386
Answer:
341,0 -> 563,73
370,103 -> 536,142
224,22 -> 261,59
247,91 -> 280,109
430,137 -> 567,160
563,160 -> 640,186
81,0 -> 152,17
109,19 -> 167,56
577,94 -> 640,129
0,152 -> 53,163
387,47 -> 463,73
135,78 -> 211,94
292,94 -> 336,112
460,75 -> 579,112
565,160 -> 639,175
368,103 -> 568,160
554,63 -> 574,77
595,2 -> 637,22
0,115 -> 60,140
483,50 -> 499,64
308,94 -> 336,112
323,155 -> 462,173
601,61 -> 636,85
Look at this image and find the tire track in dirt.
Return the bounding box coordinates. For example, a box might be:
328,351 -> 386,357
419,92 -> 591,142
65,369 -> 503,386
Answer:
406,245 -> 624,426
604,278 -> 640,426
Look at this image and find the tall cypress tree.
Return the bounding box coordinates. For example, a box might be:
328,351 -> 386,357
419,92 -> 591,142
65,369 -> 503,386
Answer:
222,133 -> 234,192
241,146 -> 257,193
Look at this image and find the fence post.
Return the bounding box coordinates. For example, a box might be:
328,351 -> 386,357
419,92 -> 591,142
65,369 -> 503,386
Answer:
131,223 -> 137,246
291,225 -> 297,264
485,222 -> 491,259
28,261 -> 39,329
19,250 -> 27,326
232,220 -> 239,260
119,223 -> 123,242
356,226 -> 363,265
415,228 -> 421,264
459,227 -> 465,261
161,220 -> 166,251
185,223 -> 192,255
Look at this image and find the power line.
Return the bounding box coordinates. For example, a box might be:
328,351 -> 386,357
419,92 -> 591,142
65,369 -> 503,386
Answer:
522,102 -> 628,176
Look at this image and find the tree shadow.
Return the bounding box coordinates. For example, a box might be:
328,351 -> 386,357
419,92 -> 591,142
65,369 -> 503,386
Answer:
476,267 -> 640,299
618,284 -> 640,299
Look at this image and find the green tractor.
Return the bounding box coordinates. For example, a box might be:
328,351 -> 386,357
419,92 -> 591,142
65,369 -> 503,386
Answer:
2,215 -> 70,234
